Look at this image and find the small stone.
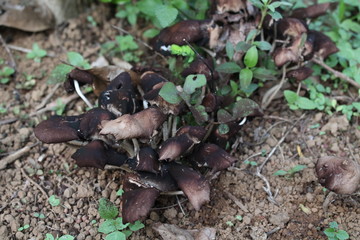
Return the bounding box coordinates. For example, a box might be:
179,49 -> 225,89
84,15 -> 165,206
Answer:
64,188 -> 74,198
306,193 -> 314,202
269,212 -> 290,227
150,211 -> 159,221
243,216 -> 251,225
15,232 -> 24,239
163,208 -> 177,220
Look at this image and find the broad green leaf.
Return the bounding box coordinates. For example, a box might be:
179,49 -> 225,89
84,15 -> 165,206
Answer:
137,0 -> 162,17
129,220 -> 145,231
114,217 -> 130,230
115,35 -> 139,51
48,195 -> 60,207
268,11 -> 282,20
248,0 -> 263,9
252,67 -> 277,80
297,97 -> 317,110
143,28 -> 160,38
58,235 -> 75,240
253,41 -> 272,51
123,230 -> 133,238
45,233 -> 55,240
116,189 -> 124,196
232,98 -> 259,119
329,222 -> 338,229
159,82 -> 182,104
98,198 -> 118,220
244,46 -> 258,68
240,68 -> 253,90
284,90 -> 298,104
235,41 -> 251,52
99,219 -> 117,234
336,230 -> 350,240
289,165 -> 307,174
226,41 -> 235,59
218,123 -> 230,134
105,231 -> 126,240
216,62 -> 241,73
217,109 -> 233,123
183,74 -> 206,94
273,170 -> 288,176
2,66 -> 15,76
67,52 -> 85,67
47,64 -> 73,84
245,29 -> 258,43
155,5 -> 178,28
191,105 -> 208,124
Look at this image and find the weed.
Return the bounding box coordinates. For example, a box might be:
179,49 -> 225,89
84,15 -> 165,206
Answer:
0,104 -> 7,114
0,66 -> 15,84
33,212 -> 46,219
87,15 -> 97,27
26,43 -> 47,63
244,160 -> 257,166
116,188 -> 124,196
98,198 -> 145,239
18,224 -> 30,232
273,164 -> 307,178
44,233 -> 75,240
16,73 -> 37,90
48,195 -> 61,207
324,221 -> 349,240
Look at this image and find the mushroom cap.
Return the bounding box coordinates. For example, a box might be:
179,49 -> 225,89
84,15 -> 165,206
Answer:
192,143 -> 237,172
308,30 -> 339,59
139,71 -> 167,94
34,115 -> 82,144
167,162 -> 210,210
158,134 -> 195,161
181,58 -> 218,83
64,68 -> 96,93
79,107 -> 115,140
128,147 -> 160,173
316,156 -> 360,195
277,18 -> 308,38
71,140 -> 127,169
291,3 -> 338,19
286,66 -> 313,82
122,187 -> 160,223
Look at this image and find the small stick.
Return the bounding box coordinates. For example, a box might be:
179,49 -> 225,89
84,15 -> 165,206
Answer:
35,83 -> 61,111
176,195 -> 186,216
0,144 -> 38,170
0,34 -> 16,68
73,80 -> 93,108
7,44 -> 56,57
0,117 -> 18,126
29,93 -> 79,116
224,190 -> 249,213
312,58 -> 360,89
261,65 -> 287,109
19,167 -> 49,199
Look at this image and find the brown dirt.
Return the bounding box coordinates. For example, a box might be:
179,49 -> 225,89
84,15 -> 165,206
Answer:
1,4 -> 360,240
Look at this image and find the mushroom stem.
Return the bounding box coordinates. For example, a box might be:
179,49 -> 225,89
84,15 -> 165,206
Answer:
73,79 -> 93,109
160,191 -> 185,196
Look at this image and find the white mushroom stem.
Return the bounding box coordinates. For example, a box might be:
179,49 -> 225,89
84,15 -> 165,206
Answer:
73,79 -> 93,109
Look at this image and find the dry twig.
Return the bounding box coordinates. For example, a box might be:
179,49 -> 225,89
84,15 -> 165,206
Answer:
224,190 -> 249,213
0,34 -> 16,68
0,144 -> 38,170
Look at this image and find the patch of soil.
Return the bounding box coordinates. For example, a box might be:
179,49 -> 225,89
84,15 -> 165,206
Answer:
1,4 -> 360,240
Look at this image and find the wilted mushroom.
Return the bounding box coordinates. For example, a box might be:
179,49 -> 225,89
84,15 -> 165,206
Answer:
100,107 -> 167,140
290,2 -> 338,19
79,107 -> 115,140
315,156 -> 360,195
71,140 -> 128,169
286,66 -> 313,82
127,147 -> 160,173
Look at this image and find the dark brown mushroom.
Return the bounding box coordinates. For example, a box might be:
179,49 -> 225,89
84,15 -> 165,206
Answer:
191,143 -> 237,172
71,140 -> 128,169
64,68 -> 96,94
151,20 -> 211,55
100,107 -> 167,140
308,30 -> 339,60
277,18 -> 308,38
122,187 -> 160,223
167,162 -> 210,210
181,58 -> 218,83
201,93 -> 232,113
158,126 -> 206,161
290,3 -> 338,19
79,107 -> 115,140
286,66 -> 313,82
34,115 -> 83,144
315,156 -> 360,195
127,147 -> 160,174
126,171 -> 178,192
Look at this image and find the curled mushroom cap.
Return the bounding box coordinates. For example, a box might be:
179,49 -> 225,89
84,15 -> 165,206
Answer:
71,140 -> 128,169
64,68 -> 96,93
167,162 -> 210,210
100,107 -> 167,140
181,58 -> 218,83
122,187 -> 160,223
308,30 -> 339,60
79,107 -> 115,140
126,171 -> 178,192
127,147 -> 160,174
291,3 -> 338,19
316,156 -> 360,195
34,115 -> 82,144
192,143 -> 237,172
286,66 -> 313,82
151,20 -> 211,55
277,18 -> 308,38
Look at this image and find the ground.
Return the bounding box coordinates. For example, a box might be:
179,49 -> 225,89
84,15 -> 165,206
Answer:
0,4 -> 360,240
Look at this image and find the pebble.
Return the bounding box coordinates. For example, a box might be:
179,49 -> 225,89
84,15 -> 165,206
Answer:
64,188 -> 74,198
269,212 -> 290,227
163,208 -> 177,220
243,215 -> 251,225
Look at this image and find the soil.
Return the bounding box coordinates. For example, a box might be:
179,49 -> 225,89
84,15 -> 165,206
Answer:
1,4 -> 360,240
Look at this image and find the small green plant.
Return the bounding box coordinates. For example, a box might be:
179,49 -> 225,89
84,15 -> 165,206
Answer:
87,15 -> 97,27
225,215 -> 242,227
44,233 -> 75,240
0,66 -> 15,84
324,221 -> 349,240
273,164 -> 307,178
16,73 -> 37,90
116,188 -> 124,196
33,212 -> 46,219
26,43 -> 47,63
98,198 -> 145,239
0,104 -> 7,114
101,35 -> 141,62
18,224 -> 30,232
244,160 -> 257,166
48,195 -> 61,207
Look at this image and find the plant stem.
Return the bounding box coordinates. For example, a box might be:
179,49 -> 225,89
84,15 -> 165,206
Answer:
73,80 -> 93,108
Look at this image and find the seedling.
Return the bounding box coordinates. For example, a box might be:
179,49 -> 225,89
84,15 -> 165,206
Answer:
160,44 -> 196,63
273,165 -> 307,178
87,15 -> 97,27
33,212 -> 46,219
116,188 -> 124,196
244,160 -> 257,166
48,195 -> 61,207
44,233 -> 75,240
323,221 -> 349,240
26,43 -> 47,63
16,73 -> 36,90
98,198 -> 145,239
0,104 -> 7,114
18,224 -> 30,232
0,66 -> 15,84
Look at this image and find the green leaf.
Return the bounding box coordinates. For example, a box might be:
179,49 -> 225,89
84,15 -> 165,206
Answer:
47,64 -> 73,84
297,97 -> 317,110
324,228 -> 336,237
58,235 -> 75,240
218,123 -> 230,134
216,62 -> 241,73
284,90 -> 298,104
273,170 -> 288,176
45,233 -> 55,240
244,46 -> 258,68
329,222 -> 338,229
248,0 -> 263,9
268,11 -> 282,20
48,195 -> 61,207
235,41 -> 251,52
2,66 -> 15,76
289,165 -> 307,174
143,28 -> 160,38
336,230 -> 350,240
98,198 -> 119,220
105,231 -> 126,240
137,0 -> 161,17
129,220 -> 145,231
114,217 -> 130,231
115,35 -> 139,51
226,41 -> 235,59
252,67 -> 277,80
123,230 -> 133,238
217,109 -> 233,123
183,74 -> 206,94
240,68 -> 253,90
116,189 -> 124,196
67,52 -> 90,69
232,99 -> 259,119
159,82 -> 182,104
245,29 -> 258,43
253,41 -> 272,51
155,5 -> 178,28
99,219 -> 117,234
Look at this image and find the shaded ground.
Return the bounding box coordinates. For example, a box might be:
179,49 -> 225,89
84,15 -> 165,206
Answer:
1,5 -> 360,240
